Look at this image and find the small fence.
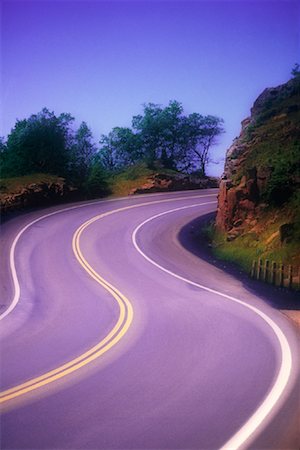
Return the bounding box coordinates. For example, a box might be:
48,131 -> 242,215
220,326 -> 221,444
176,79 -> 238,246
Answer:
250,258 -> 300,291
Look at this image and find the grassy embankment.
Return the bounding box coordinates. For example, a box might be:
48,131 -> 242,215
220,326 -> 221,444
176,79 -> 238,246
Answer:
0,164 -> 152,197
0,164 -> 180,213
209,195 -> 300,272
0,173 -> 71,217
108,163 -> 182,197
108,164 -> 154,197
0,173 -> 64,194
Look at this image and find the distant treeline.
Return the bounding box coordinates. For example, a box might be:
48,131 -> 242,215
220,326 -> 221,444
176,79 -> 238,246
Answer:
0,101 -> 224,196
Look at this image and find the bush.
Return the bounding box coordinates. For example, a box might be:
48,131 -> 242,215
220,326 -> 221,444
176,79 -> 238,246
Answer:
263,146 -> 300,206
84,164 -> 110,198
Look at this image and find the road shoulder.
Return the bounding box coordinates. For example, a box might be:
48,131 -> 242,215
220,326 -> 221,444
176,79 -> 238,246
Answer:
178,212 -> 300,332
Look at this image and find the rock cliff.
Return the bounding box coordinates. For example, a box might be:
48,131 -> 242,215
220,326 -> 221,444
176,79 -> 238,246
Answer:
213,75 -> 300,272
130,173 -> 218,195
216,76 -> 300,242
0,176 -> 77,217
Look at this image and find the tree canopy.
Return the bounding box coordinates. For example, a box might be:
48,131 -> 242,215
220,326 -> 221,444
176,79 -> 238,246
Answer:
2,108 -> 74,177
99,100 -> 224,176
1,101 -> 224,192
1,109 -> 99,186
70,121 -> 97,184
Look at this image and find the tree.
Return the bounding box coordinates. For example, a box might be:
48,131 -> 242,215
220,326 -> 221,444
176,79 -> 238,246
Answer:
184,114 -> 224,176
0,136 -> 7,172
131,101 -> 224,174
84,161 -> 110,198
3,108 -> 74,177
98,101 -> 224,175
156,100 -> 184,169
71,121 -> 97,183
132,103 -> 164,168
0,136 -> 6,152
98,127 -> 141,171
98,133 -> 116,171
130,101 -> 186,169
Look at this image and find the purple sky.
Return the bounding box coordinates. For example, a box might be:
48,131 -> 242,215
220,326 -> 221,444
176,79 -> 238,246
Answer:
1,0 -> 299,175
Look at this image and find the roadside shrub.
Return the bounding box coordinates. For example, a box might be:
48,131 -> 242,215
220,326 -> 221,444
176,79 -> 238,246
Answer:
263,145 -> 300,206
84,164 -> 110,198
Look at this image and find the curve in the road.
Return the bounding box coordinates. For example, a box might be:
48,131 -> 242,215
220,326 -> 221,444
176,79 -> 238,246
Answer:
0,193 -> 216,405
132,205 -> 293,450
0,192 -> 176,321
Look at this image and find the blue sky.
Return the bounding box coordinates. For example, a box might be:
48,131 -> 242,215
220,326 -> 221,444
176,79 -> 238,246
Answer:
1,0 -> 299,175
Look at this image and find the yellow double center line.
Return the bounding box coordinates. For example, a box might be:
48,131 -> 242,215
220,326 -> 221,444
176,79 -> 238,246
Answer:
0,213 -> 134,405
0,193 -> 216,406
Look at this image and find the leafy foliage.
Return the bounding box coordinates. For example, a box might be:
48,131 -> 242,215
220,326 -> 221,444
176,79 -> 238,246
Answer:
1,109 -> 108,196
1,101 -> 224,201
84,162 -> 110,198
99,127 -> 142,171
99,101 -> 224,176
263,145 -> 300,205
2,109 -> 74,177
70,121 -> 97,185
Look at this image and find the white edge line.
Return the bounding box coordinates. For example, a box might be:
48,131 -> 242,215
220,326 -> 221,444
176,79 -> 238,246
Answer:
131,203 -> 293,450
0,191 -> 217,321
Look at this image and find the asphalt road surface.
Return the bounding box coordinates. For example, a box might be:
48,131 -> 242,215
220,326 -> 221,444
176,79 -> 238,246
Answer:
0,190 -> 299,449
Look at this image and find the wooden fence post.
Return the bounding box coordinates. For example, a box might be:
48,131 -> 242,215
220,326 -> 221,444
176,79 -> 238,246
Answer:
249,259 -> 298,291
257,258 -> 263,280
271,261 -> 276,285
279,264 -> 284,287
251,260 -> 256,278
287,265 -> 292,289
263,259 -> 269,282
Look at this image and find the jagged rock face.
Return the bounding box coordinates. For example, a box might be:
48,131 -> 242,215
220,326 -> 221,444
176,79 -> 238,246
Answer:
216,173 -> 259,233
222,120 -> 252,181
250,78 -> 296,117
130,173 -> 219,195
217,124 -> 264,233
216,76 -> 300,236
0,180 -> 77,216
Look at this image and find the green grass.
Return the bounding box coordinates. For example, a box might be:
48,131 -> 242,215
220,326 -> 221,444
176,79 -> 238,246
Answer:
108,163 -> 180,197
211,228 -> 261,272
210,200 -> 300,273
211,233 -> 300,273
0,164 -> 185,203
108,163 -> 154,197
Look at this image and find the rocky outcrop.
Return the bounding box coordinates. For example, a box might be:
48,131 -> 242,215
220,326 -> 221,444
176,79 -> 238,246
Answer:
216,75 -> 300,239
216,168 -> 260,235
129,173 -> 219,195
250,78 -> 298,117
0,179 -> 77,216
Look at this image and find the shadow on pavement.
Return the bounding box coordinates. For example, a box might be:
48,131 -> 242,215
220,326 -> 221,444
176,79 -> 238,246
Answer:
178,212 -> 300,312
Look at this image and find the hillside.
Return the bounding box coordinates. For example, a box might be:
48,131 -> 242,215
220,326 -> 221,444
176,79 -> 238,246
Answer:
109,164 -> 218,197
214,75 -> 300,275
0,167 -> 219,217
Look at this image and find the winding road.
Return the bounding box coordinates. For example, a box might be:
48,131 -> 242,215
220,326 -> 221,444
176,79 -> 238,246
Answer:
0,189 -> 299,449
